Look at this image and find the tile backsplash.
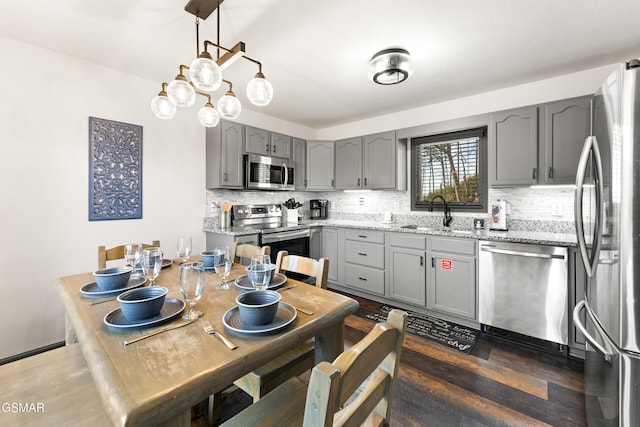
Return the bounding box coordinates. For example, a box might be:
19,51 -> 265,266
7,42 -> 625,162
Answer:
205,186 -> 576,233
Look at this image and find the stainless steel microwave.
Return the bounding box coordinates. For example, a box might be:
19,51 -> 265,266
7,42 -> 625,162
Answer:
244,154 -> 295,191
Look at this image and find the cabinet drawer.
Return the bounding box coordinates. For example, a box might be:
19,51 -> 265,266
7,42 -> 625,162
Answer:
344,240 -> 384,268
389,233 -> 426,250
345,263 -> 385,295
344,229 -> 385,244
430,237 -> 476,255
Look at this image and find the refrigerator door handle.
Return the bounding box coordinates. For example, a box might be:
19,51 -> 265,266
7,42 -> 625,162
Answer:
573,300 -> 612,363
574,135 -> 604,277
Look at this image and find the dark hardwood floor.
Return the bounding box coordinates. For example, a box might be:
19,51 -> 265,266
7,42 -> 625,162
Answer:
212,292 -> 586,426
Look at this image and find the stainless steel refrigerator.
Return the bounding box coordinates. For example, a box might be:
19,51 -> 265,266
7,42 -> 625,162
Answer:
573,59 -> 640,426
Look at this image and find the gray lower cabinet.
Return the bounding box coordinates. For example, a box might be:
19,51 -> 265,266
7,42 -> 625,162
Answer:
321,227 -> 339,283
388,233 -> 427,305
427,237 -> 477,320
292,137 -> 306,190
205,232 -> 260,251
569,248 -> 586,358
306,141 -> 335,190
206,120 -> 244,189
309,226 -> 322,260
343,229 -> 385,296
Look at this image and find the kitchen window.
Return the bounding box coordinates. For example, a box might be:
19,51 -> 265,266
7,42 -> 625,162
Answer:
411,127 -> 487,212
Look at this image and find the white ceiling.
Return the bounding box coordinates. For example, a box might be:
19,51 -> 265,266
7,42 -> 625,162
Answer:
1,0 -> 639,129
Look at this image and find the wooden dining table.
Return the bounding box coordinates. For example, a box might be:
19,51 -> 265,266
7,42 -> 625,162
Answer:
55,260 -> 359,427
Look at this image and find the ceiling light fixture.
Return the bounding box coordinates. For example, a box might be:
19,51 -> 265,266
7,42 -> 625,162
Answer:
369,48 -> 413,85
151,0 -> 274,127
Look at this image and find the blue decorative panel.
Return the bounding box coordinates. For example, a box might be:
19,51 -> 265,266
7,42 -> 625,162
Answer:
88,117 -> 142,221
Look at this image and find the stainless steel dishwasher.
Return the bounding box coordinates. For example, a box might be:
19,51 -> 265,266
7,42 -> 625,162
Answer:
479,240 -> 568,346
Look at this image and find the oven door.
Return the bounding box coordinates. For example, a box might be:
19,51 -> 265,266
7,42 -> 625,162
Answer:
245,154 -> 295,191
261,228 -> 310,263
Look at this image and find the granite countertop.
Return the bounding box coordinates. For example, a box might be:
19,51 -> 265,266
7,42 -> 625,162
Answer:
204,217 -> 578,247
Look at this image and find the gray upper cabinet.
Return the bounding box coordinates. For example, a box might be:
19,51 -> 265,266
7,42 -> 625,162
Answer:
306,140 -> 335,191
335,137 -> 362,190
270,132 -> 292,159
335,131 -> 399,190
489,107 -> 539,186
245,126 -> 291,159
245,125 -> 270,157
292,137 -> 307,190
206,120 -> 244,189
543,96 -> 591,184
363,131 -> 397,189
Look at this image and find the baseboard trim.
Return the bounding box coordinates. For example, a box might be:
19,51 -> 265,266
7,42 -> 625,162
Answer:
0,341 -> 66,366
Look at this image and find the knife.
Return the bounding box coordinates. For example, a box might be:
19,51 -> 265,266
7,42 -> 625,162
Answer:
277,285 -> 297,292
123,318 -> 197,346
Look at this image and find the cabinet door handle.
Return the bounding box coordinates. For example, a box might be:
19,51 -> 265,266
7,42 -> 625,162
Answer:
364,177 -> 368,186
420,256 -> 424,266
304,179 -> 307,188
532,167 -> 537,179
331,179 -> 334,187
273,145 -> 277,153
223,172 -> 227,182
357,252 -> 367,256
358,277 -> 367,281
431,257 -> 435,268
548,166 -> 553,178
357,178 -> 360,186
357,235 -> 367,238
265,143 -> 269,153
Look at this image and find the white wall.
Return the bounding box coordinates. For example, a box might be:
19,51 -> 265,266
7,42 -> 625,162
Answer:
0,37 -> 209,359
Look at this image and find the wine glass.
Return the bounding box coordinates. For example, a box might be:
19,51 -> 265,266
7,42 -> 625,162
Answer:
214,247 -> 232,290
176,236 -> 192,264
179,262 -> 205,320
141,247 -> 163,286
124,243 -> 142,273
249,255 -> 272,291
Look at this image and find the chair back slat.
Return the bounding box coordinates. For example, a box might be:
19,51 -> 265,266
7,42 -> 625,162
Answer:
275,250 -> 329,288
97,240 -> 160,269
302,309 -> 407,427
231,242 -> 270,265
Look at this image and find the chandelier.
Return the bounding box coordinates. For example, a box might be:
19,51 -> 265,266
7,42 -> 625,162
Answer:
151,0 -> 274,127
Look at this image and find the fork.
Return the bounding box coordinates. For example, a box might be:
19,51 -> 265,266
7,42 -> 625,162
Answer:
202,320 -> 237,350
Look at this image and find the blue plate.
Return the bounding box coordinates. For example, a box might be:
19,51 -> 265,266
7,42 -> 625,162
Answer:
80,276 -> 146,298
234,273 -> 287,291
103,298 -> 185,329
223,302 -> 296,335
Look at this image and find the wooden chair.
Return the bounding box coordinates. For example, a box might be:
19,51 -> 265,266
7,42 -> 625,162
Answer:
230,241 -> 271,265
221,309 -> 408,427
233,250 -> 329,402
97,240 -> 160,270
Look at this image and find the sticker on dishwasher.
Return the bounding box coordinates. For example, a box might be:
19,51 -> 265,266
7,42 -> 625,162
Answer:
440,259 -> 453,271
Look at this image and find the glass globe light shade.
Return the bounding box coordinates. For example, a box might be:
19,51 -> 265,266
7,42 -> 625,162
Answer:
150,94 -> 176,119
167,77 -> 196,107
189,55 -> 222,92
218,93 -> 242,119
198,105 -> 220,127
369,48 -> 413,85
246,74 -> 273,106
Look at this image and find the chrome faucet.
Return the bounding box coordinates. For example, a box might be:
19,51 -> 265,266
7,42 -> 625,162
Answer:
429,195 -> 452,227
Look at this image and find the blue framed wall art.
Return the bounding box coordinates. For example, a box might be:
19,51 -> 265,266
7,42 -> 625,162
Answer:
88,117 -> 142,221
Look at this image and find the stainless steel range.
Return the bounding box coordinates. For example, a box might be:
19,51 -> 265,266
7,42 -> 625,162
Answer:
232,204 -> 310,262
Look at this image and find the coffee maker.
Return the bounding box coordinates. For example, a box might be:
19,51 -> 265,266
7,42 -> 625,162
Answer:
310,199 -> 328,219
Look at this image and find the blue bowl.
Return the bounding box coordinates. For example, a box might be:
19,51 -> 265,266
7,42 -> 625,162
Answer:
201,250 -> 224,268
236,290 -> 281,326
93,266 -> 133,291
117,286 -> 168,321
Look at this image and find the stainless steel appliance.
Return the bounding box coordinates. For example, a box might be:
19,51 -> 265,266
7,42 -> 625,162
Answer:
479,241 -> 568,345
232,204 -> 309,263
309,199 -> 328,219
244,154 -> 295,191
573,59 -> 640,426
